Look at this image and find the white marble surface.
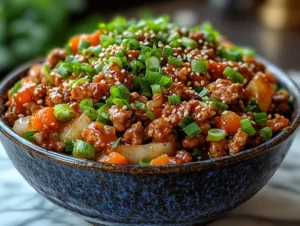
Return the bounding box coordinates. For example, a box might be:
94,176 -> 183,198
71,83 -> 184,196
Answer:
1,73 -> 300,226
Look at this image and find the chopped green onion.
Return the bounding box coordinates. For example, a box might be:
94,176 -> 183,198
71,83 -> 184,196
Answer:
139,158 -> 152,166
129,60 -> 145,73
133,76 -> 141,90
167,32 -> 180,43
54,104 -> 76,122
97,104 -> 110,124
159,75 -> 172,88
78,40 -> 90,49
69,77 -> 89,88
94,102 -> 105,109
9,80 -> 22,97
134,101 -> 147,110
110,84 -> 130,101
151,84 -> 162,94
168,56 -> 182,67
91,46 -> 102,56
95,62 -> 104,74
100,35 -> 115,48
246,98 -> 262,113
112,137 -> 121,148
192,148 -> 202,161
112,98 -> 131,109
57,63 -> 70,79
168,95 -> 181,105
83,107 -> 98,120
73,140 -> 95,159
109,56 -> 123,68
207,129 -> 226,141
145,67 -> 162,85
240,118 -> 256,136
254,112 -> 267,125
198,88 -> 210,98
145,56 -> 160,68
43,65 -> 54,84
146,110 -> 156,121
178,116 -> 194,128
209,97 -> 228,111
80,98 -> 93,110
260,127 -> 272,141
140,77 -> 152,99
191,59 -> 207,73
163,47 -> 173,56
181,37 -> 197,49
65,139 -> 74,154
22,131 -> 38,142
121,38 -> 140,50
223,67 -> 244,84
183,122 -> 202,138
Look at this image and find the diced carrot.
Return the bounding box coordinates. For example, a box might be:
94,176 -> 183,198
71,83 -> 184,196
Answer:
70,30 -> 101,53
31,107 -> 60,131
86,31 -> 101,46
215,111 -> 242,135
150,154 -> 172,166
70,36 -> 81,53
100,152 -> 128,165
11,84 -> 35,106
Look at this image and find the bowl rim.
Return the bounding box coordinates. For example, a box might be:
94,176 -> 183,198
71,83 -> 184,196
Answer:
0,57 -> 299,174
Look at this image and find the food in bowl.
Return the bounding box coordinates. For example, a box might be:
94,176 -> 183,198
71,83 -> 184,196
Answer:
4,17 -> 292,165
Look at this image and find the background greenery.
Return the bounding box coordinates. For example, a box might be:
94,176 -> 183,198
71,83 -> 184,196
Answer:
0,0 -> 102,75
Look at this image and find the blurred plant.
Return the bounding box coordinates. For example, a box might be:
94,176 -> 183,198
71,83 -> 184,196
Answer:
0,0 -> 87,74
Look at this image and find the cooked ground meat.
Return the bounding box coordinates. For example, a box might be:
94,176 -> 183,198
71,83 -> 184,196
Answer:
266,115 -> 289,132
46,48 -> 67,69
82,121 -> 116,151
228,129 -> 248,155
209,79 -> 244,104
33,131 -> 64,152
209,140 -> 228,158
108,105 -> 134,132
181,134 -> 206,149
124,122 -> 146,145
5,17 -> 292,165
146,118 -> 173,142
46,86 -> 71,106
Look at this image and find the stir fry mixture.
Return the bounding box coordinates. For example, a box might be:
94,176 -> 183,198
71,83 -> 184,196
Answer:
5,17 -> 292,165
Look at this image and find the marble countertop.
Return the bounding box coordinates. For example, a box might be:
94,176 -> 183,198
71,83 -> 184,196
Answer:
1,73 -> 300,226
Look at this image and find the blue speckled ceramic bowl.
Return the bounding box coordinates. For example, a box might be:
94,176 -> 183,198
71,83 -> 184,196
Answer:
0,58 -> 299,226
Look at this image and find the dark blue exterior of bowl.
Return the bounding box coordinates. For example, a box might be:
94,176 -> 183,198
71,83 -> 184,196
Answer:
0,58 -> 299,226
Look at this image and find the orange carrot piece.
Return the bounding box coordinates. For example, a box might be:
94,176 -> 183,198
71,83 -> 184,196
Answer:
101,152 -> 128,165
215,111 -> 242,135
70,31 -> 101,53
150,154 -> 172,166
31,107 -> 60,131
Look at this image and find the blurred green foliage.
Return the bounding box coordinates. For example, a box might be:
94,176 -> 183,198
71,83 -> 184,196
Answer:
0,0 -> 101,74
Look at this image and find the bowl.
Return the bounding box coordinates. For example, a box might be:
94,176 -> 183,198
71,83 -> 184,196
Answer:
0,58 -> 299,226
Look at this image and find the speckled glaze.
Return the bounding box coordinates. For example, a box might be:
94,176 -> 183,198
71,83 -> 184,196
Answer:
0,58 -> 299,226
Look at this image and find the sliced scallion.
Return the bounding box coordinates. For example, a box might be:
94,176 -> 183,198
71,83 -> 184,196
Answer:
73,140 -> 95,159
240,118 -> 256,136
253,112 -> 267,125
54,104 -> 76,122
207,129 -> 226,141
260,127 -> 272,141
191,59 -> 207,73
22,131 -> 38,142
9,81 -> 22,97
168,95 -> 181,105
112,137 -> 121,148
182,37 -> 197,49
183,122 -> 202,138
223,67 -> 244,84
